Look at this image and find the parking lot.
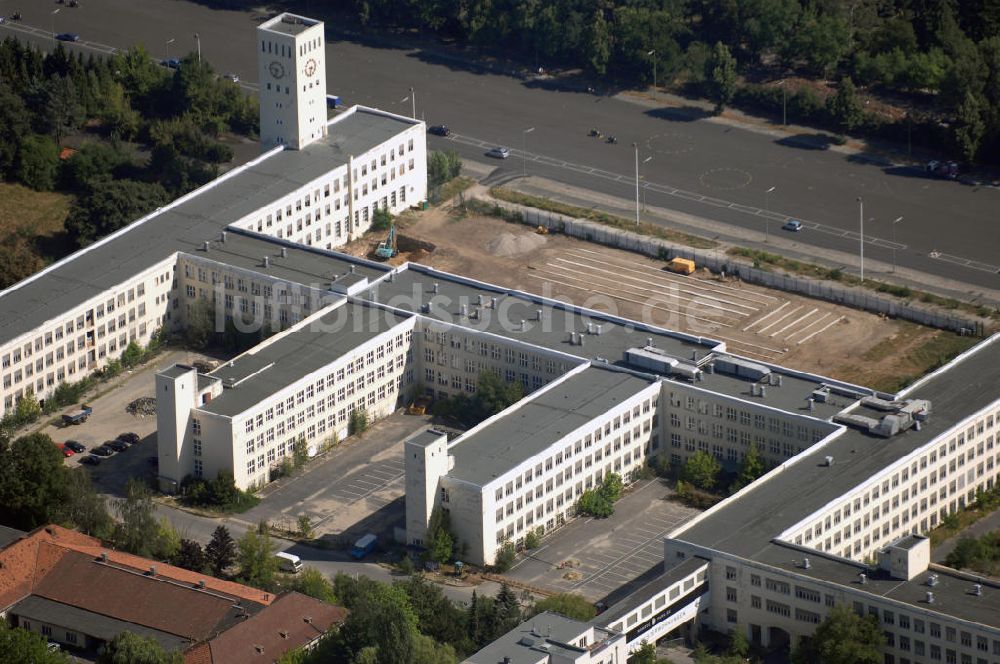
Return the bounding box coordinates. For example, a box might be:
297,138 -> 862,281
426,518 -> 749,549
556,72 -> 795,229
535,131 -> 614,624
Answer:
505,479 -> 699,602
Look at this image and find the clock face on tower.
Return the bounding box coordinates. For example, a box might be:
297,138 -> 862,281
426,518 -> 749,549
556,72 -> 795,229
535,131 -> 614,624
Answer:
304,58 -> 317,77
268,61 -> 285,79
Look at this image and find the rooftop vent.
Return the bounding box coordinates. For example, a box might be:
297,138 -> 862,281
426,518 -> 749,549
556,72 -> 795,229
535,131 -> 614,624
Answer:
303,616 -> 313,624
927,574 -> 939,587
263,256 -> 270,268
280,631 -> 289,639
198,580 -> 206,589
100,552 -> 108,563
596,324 -> 603,335
350,264 -> 356,274
203,241 -> 210,252
646,337 -> 654,347
925,591 -> 934,604
519,319 -> 526,331
148,565 -> 157,576
491,297 -> 498,309
432,283 -> 439,294
220,231 -> 227,243
477,294 -> 484,305
281,247 -> 287,258
824,455 -> 834,467
460,304 -> 468,317
536,309 -> 542,321
802,558 -> 811,570
973,584 -> 983,597
858,572 -> 867,585
254,645 -> 264,654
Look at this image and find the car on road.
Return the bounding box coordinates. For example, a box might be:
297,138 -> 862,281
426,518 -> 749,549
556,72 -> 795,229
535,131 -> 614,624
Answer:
486,146 -> 510,159
105,439 -> 128,452
224,73 -> 240,83
58,444 -> 75,457
79,455 -> 101,466
55,33 -> 80,42
91,445 -> 114,457
117,432 -> 140,445
926,160 -> 958,180
161,57 -> 181,69
428,125 -> 451,137
783,219 -> 803,232
64,440 -> 86,453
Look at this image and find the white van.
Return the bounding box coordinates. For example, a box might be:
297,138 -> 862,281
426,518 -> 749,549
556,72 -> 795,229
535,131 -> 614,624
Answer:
275,551 -> 302,574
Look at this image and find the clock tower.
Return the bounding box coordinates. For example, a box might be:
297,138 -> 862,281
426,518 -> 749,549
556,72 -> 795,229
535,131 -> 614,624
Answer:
257,13 -> 328,151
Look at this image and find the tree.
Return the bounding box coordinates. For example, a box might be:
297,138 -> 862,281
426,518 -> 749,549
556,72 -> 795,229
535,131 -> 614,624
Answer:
706,42 -> 737,114
97,631 -> 183,664
631,641 -> 658,664
524,528 -> 541,550
396,575 -> 472,654
733,443 -> 765,491
205,525 -> 237,576
0,83 -> 30,179
16,135 -> 60,191
0,433 -> 70,530
953,90 -> 986,161
530,593 -> 596,621
728,628 -> 750,658
494,583 -> 522,636
493,539 -> 516,572
427,150 -> 462,188
586,9 -> 612,76
59,469 -> 114,538
826,77 -> 865,134
121,341 -> 144,368
15,393 -> 42,424
297,514 -> 313,539
173,539 -> 207,572
682,451 -> 721,491
183,298 -> 215,351
791,604 -> 884,664
0,230 -> 45,291
427,506 -> 455,564
60,140 -> 131,192
65,178 -> 170,247
340,582 -> 420,664
371,207 -> 393,232
237,521 -> 278,589
0,620 -> 69,663
114,479 -> 160,557
286,567 -> 337,604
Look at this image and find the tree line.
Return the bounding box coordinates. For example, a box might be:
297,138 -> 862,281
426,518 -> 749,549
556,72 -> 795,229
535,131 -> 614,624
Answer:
0,38 -> 259,288
338,0 -> 1000,162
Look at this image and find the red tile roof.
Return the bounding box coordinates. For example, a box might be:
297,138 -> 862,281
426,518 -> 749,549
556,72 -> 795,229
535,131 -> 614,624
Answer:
193,592 -> 347,664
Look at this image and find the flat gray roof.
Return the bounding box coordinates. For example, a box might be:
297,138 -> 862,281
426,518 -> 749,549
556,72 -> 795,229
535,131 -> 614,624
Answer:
676,338 -> 1000,560
0,108 -> 412,349
596,556 -> 708,626
466,611 -> 600,664
407,428 -> 447,449
260,13 -> 319,36
447,366 -> 656,487
754,542 -> 1000,629
0,525 -> 24,549
201,301 -> 410,418
10,595 -> 191,653
370,266 -> 849,420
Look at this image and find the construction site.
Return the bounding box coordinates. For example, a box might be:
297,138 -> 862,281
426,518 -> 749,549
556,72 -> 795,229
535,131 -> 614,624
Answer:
345,194 -> 982,393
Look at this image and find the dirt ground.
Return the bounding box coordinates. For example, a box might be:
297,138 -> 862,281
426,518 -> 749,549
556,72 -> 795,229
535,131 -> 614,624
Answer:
343,204 -> 962,391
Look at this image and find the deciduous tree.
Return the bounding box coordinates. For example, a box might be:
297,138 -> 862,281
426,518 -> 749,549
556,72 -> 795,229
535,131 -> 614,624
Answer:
791,604 -> 884,664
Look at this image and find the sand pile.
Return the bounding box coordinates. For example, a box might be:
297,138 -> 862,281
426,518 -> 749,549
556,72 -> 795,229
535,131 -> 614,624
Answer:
485,231 -> 546,257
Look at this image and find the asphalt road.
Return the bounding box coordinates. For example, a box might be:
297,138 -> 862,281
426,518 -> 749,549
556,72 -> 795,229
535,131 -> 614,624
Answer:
2,0 -> 998,292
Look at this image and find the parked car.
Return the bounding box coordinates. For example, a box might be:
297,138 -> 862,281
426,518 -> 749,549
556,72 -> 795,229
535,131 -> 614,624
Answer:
105,439 -> 128,452
783,219 -> 803,232
79,455 -> 101,466
59,444 -> 75,457
162,57 -> 181,69
486,146 -> 510,159
117,432 -> 140,445
428,125 -> 451,137
926,160 -> 959,180
91,446 -> 114,457
224,73 -> 240,83
64,440 -> 86,453
55,33 -> 80,42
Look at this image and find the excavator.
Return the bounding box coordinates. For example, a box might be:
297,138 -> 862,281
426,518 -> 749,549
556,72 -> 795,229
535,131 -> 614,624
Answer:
375,223 -> 397,259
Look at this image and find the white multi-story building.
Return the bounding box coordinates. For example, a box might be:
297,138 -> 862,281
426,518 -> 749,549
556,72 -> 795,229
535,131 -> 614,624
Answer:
465,611 -> 627,664
0,12 -> 425,421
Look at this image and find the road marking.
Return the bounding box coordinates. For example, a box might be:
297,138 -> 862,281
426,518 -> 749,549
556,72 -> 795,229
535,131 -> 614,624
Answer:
756,305 -> 803,334
783,312 -> 831,342
928,252 -> 1000,274
742,302 -> 790,332
770,308 -> 819,338
796,316 -> 845,345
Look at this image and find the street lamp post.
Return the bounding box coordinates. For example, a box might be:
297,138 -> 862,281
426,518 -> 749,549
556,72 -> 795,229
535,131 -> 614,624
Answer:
409,87 -> 416,119
858,196 -> 865,282
194,33 -> 201,63
891,216 -> 903,273
51,8 -> 61,48
647,50 -> 656,101
165,38 -> 175,61
522,127 -> 535,178
641,156 -> 652,211
765,186 -> 776,243
781,81 -> 787,127
633,143 -> 640,226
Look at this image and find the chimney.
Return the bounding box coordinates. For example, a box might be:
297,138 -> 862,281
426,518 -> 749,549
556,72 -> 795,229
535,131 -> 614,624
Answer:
802,557 -> 811,570
281,247 -> 287,258
148,565 -> 157,576
203,241 -> 210,252
263,256 -> 270,268
220,231 -> 227,243
198,580 -> 206,589
925,591 -> 934,604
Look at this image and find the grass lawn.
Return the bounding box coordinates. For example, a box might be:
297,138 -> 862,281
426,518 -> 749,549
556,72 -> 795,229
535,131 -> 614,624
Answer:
0,182 -> 72,238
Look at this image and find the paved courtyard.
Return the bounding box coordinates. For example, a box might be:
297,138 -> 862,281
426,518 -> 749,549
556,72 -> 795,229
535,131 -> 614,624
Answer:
505,478 -> 700,602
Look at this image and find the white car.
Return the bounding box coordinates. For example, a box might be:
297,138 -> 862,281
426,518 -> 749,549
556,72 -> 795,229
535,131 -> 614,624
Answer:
487,146 -> 510,159
224,73 -> 240,83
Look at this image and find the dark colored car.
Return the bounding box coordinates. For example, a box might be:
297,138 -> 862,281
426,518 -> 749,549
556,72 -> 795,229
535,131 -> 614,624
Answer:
117,432 -> 140,445
428,125 -> 451,137
55,33 -> 80,42
79,455 -> 101,466
162,57 -> 181,69
64,440 -> 86,453
105,439 -> 128,452
91,445 -> 114,457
